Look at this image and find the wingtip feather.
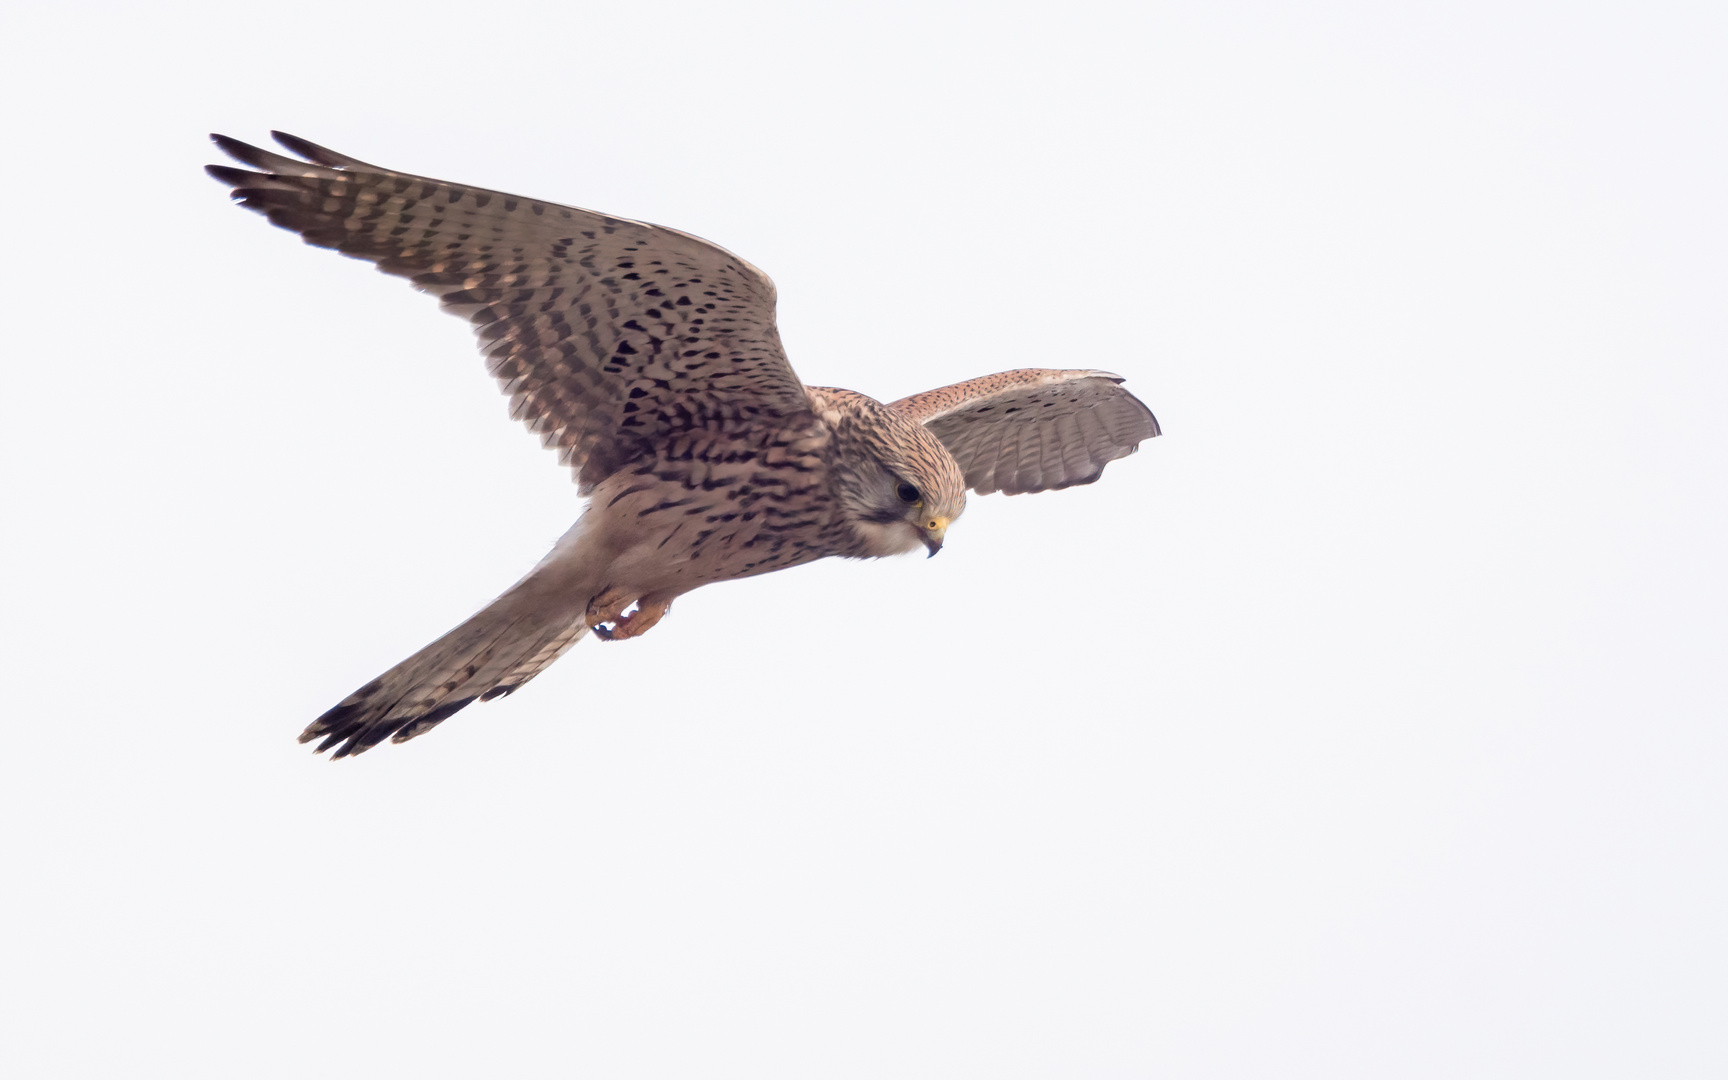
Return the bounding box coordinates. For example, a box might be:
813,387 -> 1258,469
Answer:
209,133 -> 275,167
272,130 -> 377,170
204,163 -> 256,187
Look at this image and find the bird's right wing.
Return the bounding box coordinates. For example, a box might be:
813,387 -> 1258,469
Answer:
207,132 -> 812,494
890,369 -> 1159,495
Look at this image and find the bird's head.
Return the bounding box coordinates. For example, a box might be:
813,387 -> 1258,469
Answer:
813,388 -> 967,558
890,452 -> 966,558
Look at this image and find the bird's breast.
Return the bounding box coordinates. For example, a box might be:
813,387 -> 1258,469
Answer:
587,429 -> 845,591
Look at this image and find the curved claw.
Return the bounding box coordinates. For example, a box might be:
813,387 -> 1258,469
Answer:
584,590 -> 673,642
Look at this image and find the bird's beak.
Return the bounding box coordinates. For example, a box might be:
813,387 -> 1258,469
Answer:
922,517 -> 950,558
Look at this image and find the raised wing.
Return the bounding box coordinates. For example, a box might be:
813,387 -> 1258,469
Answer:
890,369 -> 1159,495
207,132 -> 811,493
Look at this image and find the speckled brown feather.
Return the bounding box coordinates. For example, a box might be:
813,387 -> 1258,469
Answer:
890,369 -> 1160,495
208,132 -> 807,495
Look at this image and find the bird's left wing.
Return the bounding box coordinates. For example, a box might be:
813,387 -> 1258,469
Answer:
206,132 -> 812,494
889,369 -> 1159,495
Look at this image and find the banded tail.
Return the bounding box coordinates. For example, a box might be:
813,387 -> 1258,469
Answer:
301,533 -> 600,758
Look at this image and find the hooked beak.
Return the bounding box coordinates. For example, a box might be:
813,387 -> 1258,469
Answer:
922,517 -> 950,558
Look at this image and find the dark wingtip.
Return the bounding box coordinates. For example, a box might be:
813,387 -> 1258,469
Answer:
271,130 -> 373,169
204,163 -> 257,187
270,130 -> 323,161
208,133 -> 274,167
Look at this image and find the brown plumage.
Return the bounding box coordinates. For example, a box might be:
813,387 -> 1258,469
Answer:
891,369 -> 1161,495
207,132 -> 1160,757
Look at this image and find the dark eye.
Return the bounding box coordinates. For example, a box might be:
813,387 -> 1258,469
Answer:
896,482 -> 921,504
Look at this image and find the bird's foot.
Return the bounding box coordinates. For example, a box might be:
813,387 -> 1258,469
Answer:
586,590 -> 672,641
585,587 -> 634,630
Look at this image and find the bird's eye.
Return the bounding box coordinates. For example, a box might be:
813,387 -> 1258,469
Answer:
896,482 -> 921,504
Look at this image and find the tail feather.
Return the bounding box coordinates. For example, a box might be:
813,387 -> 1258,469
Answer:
482,621 -> 589,701
301,592 -> 589,758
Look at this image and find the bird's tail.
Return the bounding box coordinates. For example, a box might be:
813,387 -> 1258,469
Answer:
300,546 -> 600,758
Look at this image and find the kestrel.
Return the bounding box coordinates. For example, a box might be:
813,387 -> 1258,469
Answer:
207,132 -> 1161,757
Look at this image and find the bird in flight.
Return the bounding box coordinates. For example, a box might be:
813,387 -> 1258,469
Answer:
208,132 -> 1161,757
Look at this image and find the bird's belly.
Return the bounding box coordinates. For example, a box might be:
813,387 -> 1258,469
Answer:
589,457 -> 836,595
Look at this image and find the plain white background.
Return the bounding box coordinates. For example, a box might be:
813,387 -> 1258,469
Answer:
2,1 -> 1723,1076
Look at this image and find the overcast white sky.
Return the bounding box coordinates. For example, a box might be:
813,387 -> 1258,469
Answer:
2,1 -> 1724,1076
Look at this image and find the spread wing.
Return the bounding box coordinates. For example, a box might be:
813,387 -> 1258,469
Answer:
207,132 -> 810,494
890,369 -> 1159,495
